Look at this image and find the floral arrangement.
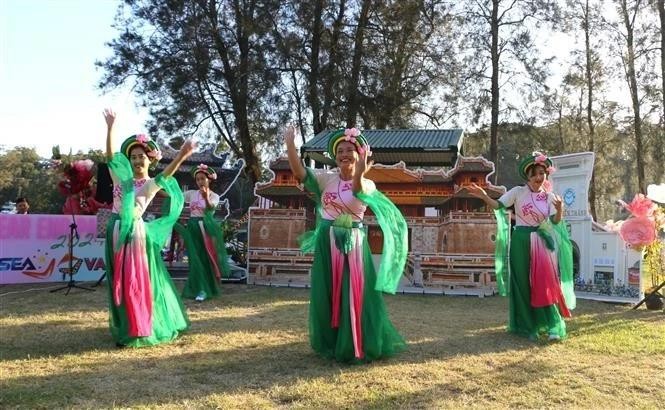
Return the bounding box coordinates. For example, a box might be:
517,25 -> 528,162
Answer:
607,193 -> 664,251
51,146 -> 108,215
606,185 -> 665,294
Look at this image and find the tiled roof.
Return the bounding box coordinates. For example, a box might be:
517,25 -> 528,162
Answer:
304,129 -> 464,150
302,129 -> 463,167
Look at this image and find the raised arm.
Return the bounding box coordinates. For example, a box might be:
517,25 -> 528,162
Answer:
353,147 -> 373,194
285,124 -> 306,182
162,139 -> 196,177
103,108 -> 116,160
201,186 -> 216,210
551,194 -> 563,224
467,183 -> 500,210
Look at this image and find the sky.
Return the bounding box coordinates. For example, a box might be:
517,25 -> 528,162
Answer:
0,0 -> 148,158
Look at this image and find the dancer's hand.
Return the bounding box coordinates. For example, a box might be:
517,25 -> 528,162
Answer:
284,123 -> 306,181
284,124 -> 297,146
355,147 -> 374,177
103,108 -> 116,130
552,194 -> 563,213
467,183 -> 488,199
104,108 -> 116,160
199,185 -> 210,199
179,139 -> 196,160
163,139 -> 197,178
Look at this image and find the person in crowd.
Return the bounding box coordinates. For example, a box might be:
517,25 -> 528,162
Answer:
15,197 -> 29,214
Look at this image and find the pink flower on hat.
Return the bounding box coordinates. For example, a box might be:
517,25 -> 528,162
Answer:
546,166 -> 556,174
136,134 -> 148,144
146,149 -> 162,161
344,128 -> 360,137
535,153 -> 548,164
198,164 -> 208,170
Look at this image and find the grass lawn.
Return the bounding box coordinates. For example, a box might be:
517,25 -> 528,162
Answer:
1,282 -> 664,409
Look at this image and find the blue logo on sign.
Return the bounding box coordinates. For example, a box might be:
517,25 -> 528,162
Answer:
563,188 -> 576,206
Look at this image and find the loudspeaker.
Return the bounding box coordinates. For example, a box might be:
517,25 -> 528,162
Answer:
95,163 -> 113,204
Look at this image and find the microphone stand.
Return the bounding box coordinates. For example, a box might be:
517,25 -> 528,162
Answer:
51,212 -> 95,294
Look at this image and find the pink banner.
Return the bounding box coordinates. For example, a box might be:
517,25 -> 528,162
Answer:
0,214 -> 105,284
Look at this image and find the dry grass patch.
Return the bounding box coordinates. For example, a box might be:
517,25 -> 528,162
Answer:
1,282 -> 663,409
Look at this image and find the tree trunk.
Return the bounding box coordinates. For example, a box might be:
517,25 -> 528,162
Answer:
584,0 -> 597,220
490,0 -> 500,184
658,0 -> 665,128
346,0 -> 372,127
308,0 -> 324,134
206,0 -> 262,185
658,0 -> 665,181
321,0 -> 346,131
620,0 -> 646,193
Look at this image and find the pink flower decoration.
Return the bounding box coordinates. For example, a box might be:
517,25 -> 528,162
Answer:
198,164 -> 208,170
357,146 -> 365,155
344,128 -> 360,137
136,134 -> 148,144
535,153 -> 548,164
146,149 -> 162,161
619,216 -> 657,249
546,166 -> 556,174
343,136 -> 357,144
622,194 -> 657,218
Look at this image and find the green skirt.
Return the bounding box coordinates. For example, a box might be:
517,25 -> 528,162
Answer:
179,217 -> 223,300
509,227 -> 566,339
309,219 -> 406,363
104,214 -> 190,347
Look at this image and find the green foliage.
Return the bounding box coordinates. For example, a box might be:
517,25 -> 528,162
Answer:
94,0 -> 662,204
0,146 -> 109,214
643,237 -> 665,291
0,146 -> 59,213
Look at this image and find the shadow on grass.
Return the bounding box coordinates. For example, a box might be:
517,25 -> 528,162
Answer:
2,284 -> 664,408
0,332 -> 566,409
3,285 -> 661,363
0,282 -> 105,318
0,340 -> 343,408
0,321 -> 120,361
567,304 -> 665,335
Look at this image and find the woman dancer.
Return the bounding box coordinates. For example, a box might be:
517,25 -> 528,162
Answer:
180,164 -> 230,301
469,152 -> 575,341
285,125 -> 408,362
103,108 -> 193,347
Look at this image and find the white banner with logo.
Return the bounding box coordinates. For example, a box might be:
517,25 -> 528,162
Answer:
0,214 -> 105,284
